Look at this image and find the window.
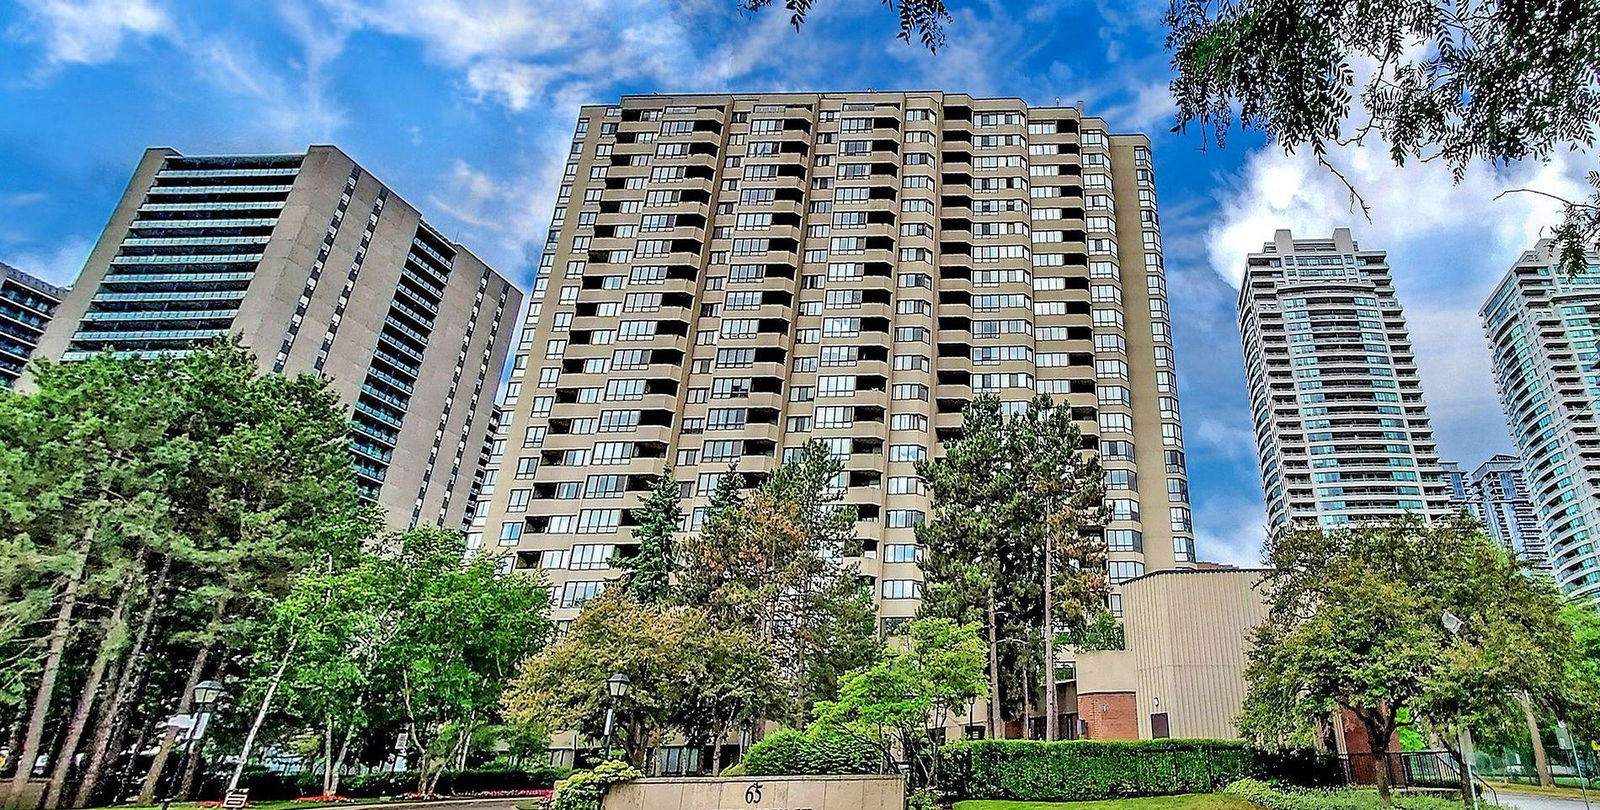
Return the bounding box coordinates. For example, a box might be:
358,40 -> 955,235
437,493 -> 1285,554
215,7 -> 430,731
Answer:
886,509 -> 925,528
887,476 -> 925,495
889,444 -> 927,462
592,441 -> 633,464
1107,499 -> 1140,522
882,580 -> 923,599
559,581 -> 605,609
883,544 -> 921,563
1109,561 -> 1145,584
604,379 -> 646,400
498,521 -> 523,545
1106,530 -> 1142,552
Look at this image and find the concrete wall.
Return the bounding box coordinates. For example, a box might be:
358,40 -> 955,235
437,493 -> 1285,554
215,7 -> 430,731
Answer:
603,775 -> 905,810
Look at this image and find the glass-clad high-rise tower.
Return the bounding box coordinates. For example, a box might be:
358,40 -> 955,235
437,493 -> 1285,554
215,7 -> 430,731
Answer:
1481,239 -> 1600,596
1238,228 -> 1453,530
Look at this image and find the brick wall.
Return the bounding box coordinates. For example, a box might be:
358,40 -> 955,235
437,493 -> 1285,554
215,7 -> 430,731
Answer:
1077,691 -> 1138,740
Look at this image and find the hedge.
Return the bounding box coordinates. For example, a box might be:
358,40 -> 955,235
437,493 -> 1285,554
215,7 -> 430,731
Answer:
744,728 -> 882,775
938,738 -> 1255,802
1224,777 -> 1485,810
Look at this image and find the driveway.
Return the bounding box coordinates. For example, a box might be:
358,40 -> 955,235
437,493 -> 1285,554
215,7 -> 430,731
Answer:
1494,789 -> 1599,810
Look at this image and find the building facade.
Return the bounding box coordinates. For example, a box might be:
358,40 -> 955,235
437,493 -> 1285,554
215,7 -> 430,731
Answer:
0,261 -> 64,386
470,91 -> 1195,627
1460,453 -> 1550,572
33,146 -> 522,530
1238,228 -> 1452,530
1074,568 -> 1269,740
1481,240 -> 1600,595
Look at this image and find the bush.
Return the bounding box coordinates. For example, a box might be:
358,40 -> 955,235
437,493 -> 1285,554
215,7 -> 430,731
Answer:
1225,777 -> 1485,810
744,727 -> 882,776
550,760 -> 643,810
938,738 -> 1255,802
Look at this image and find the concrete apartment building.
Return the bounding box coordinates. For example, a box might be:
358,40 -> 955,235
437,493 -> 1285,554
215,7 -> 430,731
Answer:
1482,240 -> 1600,596
471,91 -> 1195,629
0,261 -> 64,386
33,146 -> 522,530
1238,228 -> 1452,530
1459,453 -> 1551,572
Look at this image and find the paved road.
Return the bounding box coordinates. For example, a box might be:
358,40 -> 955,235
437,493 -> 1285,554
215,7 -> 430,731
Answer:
1494,789 -> 1600,810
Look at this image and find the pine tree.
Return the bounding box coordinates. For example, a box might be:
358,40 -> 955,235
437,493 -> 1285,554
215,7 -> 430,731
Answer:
615,467 -> 682,603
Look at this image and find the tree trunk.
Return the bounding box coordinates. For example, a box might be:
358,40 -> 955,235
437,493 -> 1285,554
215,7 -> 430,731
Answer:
1521,693 -> 1553,788
74,554 -> 169,807
985,597 -> 1002,739
328,704 -> 363,797
4,527 -> 94,809
1022,659 -> 1035,740
42,570 -> 135,809
322,715 -> 336,796
1043,539 -> 1057,742
226,639 -> 296,792
1358,712 -> 1396,806
135,640 -> 215,804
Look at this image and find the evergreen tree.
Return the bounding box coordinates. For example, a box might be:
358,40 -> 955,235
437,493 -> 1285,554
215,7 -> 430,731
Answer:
615,467 -> 682,603
916,394 -> 1108,739
0,341 -> 375,808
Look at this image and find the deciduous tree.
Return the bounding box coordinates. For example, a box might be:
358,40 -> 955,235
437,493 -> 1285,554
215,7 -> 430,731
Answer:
812,618 -> 988,788
1240,515 -> 1573,805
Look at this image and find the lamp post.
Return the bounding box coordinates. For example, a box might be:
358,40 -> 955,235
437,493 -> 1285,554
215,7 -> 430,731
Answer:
603,673 -> 630,763
161,680 -> 225,810
1441,611 -> 1478,809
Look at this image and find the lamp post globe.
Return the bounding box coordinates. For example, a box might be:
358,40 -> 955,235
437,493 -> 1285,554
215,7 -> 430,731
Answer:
192,680 -> 225,710
607,672 -> 630,699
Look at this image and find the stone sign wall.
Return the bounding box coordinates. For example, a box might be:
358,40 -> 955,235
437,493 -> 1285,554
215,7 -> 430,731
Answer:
603,774 -> 906,810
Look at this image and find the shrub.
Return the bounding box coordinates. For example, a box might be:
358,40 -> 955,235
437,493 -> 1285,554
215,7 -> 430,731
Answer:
938,738 -> 1255,802
744,727 -> 882,776
550,760 -> 643,810
1225,777 -> 1486,810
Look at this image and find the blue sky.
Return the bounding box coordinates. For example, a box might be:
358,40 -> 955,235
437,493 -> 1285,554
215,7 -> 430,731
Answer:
1,0 -> 1591,564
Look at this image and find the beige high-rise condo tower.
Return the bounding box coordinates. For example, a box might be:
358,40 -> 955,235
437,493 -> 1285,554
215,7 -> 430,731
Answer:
1237,228 -> 1452,531
33,146 -> 523,531
471,92 -> 1194,626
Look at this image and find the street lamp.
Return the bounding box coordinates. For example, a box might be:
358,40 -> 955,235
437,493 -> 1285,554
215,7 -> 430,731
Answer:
193,680 -> 224,710
1440,612 -> 1478,809
602,673 -> 630,763
161,680 -> 227,810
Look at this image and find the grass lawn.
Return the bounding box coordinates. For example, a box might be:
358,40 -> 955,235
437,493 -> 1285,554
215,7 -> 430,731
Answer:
954,793 -> 1263,810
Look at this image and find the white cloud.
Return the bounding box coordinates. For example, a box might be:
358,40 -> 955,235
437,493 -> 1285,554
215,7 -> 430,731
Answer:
188,3 -> 350,145
5,235 -> 93,287
427,155 -> 566,278
1206,139 -> 1592,466
317,0 -> 738,113
1193,493 -> 1269,567
10,0 -> 170,69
